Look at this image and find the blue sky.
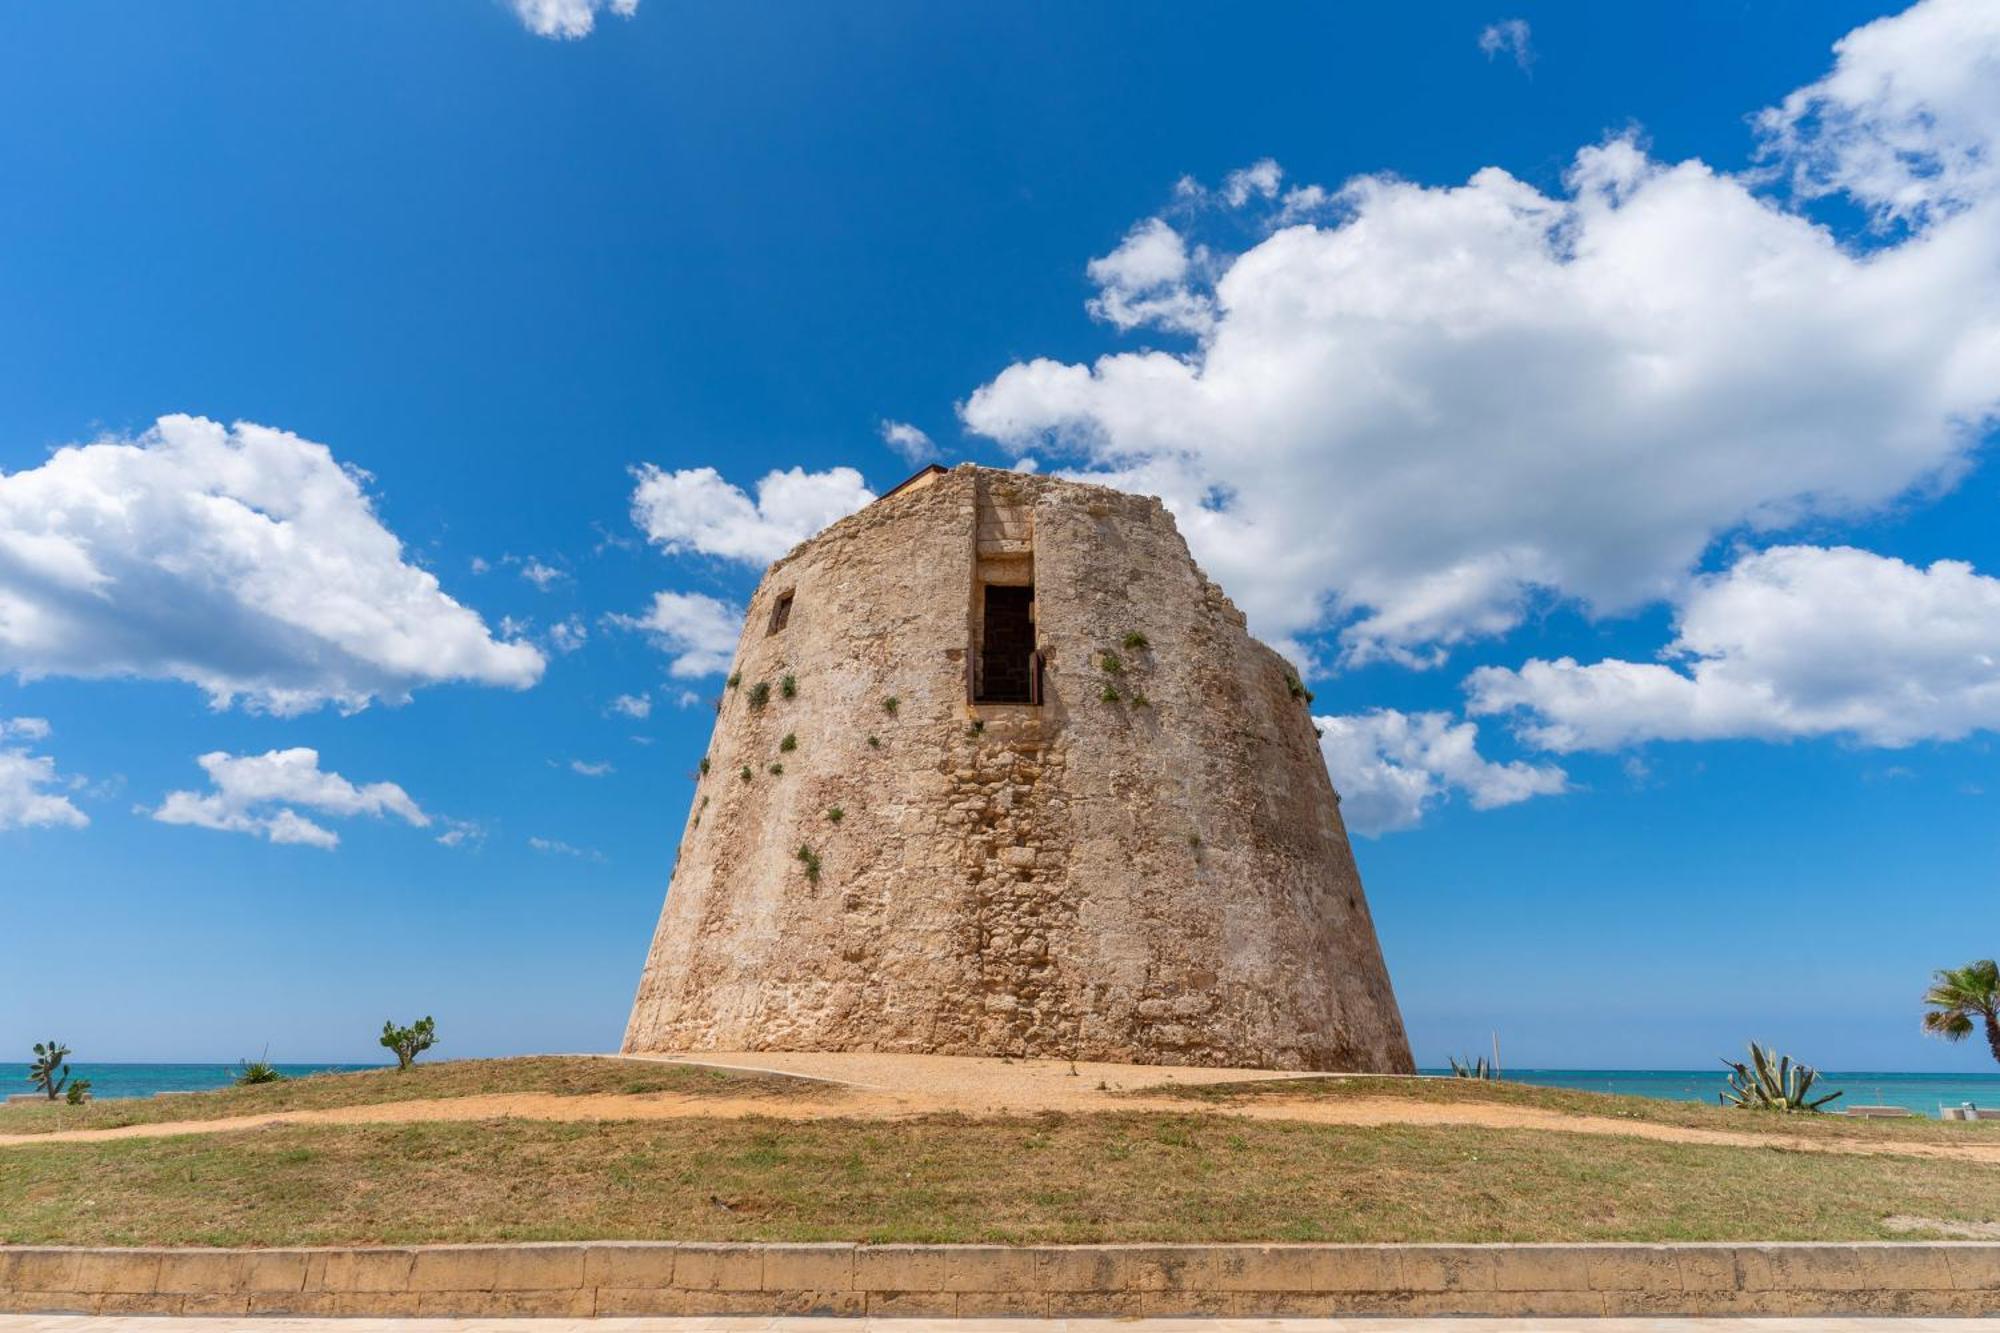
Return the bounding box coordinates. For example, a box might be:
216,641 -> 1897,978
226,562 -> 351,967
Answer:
4,0 -> 1998,1071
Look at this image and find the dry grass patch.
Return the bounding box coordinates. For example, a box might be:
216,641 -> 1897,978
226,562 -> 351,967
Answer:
0,1058 -> 812,1137
6,1111 -> 2000,1247
1141,1075 -> 2000,1145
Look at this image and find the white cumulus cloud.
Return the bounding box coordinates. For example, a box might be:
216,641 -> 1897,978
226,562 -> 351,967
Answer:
0,415 -> 544,715
612,590 -> 742,678
961,0 -> 2000,672
1318,708 -> 1566,837
509,0 -> 638,40
1759,0 -> 2000,223
608,692 -> 652,719
0,717 -> 87,831
1468,545 -> 2000,751
151,747 -> 430,850
879,420 -> 938,466
630,464 -> 875,566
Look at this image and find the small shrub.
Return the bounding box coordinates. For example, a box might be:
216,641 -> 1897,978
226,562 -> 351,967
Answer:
968,719 -> 985,735
1187,832 -> 1202,848
867,735 -> 881,748
726,673 -> 742,689
234,1051 -> 285,1086
64,1079 -> 92,1105
1100,682 -> 1122,703
28,1040 -> 71,1101
1284,672 -> 1314,704
826,806 -> 844,823
779,732 -> 797,752
1131,691 -> 1151,708
379,1016 -> 436,1072
881,695 -> 900,715
1100,650 -> 1125,675
796,844 -> 822,885
768,762 -> 785,775
747,682 -> 772,710
739,765 -> 753,783
698,756 -> 711,776
780,674 -> 798,699
1122,631 -> 1150,651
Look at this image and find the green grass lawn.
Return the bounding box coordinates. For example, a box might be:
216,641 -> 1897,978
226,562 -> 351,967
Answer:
0,1057 -> 813,1136
5,1111 -> 2000,1247
1143,1074 -> 2000,1145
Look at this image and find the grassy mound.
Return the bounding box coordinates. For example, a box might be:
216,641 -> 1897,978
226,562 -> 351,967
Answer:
0,1057 -> 816,1136
5,1111 -> 2000,1247
1140,1074 -> 2000,1145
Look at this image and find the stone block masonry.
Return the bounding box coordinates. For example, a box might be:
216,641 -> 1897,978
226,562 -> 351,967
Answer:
624,464 -> 1413,1072
7,1243 -> 2000,1317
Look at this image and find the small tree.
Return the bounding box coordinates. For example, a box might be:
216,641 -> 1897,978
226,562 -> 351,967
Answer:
1922,959 -> 2000,1066
379,1016 -> 437,1071
29,1040 -> 71,1100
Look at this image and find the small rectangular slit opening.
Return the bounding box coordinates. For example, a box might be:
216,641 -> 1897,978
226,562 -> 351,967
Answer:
975,583 -> 1036,704
767,590 -> 794,635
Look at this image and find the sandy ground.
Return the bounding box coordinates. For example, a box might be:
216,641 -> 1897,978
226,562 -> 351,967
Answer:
6,1050 -> 2000,1166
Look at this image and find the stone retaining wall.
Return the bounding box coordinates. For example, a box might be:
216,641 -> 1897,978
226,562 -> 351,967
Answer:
6,1242 -> 2000,1317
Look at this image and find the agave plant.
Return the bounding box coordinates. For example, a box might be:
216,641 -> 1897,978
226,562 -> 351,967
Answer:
1448,1055 -> 1497,1080
1719,1041 -> 1842,1112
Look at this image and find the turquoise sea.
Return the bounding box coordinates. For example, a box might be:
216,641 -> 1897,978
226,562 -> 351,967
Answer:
1422,1068 -> 2000,1116
20,1063 -> 2000,1117
18,1062 -> 380,1101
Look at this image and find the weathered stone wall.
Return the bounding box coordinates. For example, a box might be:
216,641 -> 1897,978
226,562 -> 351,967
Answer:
624,464 -> 1413,1071
14,1242 -> 2000,1318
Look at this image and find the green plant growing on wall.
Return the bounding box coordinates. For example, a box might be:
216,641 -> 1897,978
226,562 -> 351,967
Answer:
726,673 -> 741,689
1130,691 -> 1151,708
768,762 -> 784,775
1100,682 -> 1122,703
698,756 -> 711,776
379,1017 -> 437,1072
968,719 -> 985,735
1718,1042 -> 1841,1112
796,844 -> 822,885
1284,672 -> 1314,704
747,682 -> 771,710
1123,631 -> 1150,651
867,735 -> 881,748
1099,650 -> 1124,675
825,806 -> 844,823
739,765 -> 753,782
881,695 -> 900,715
780,674 -> 798,699
28,1041 -> 71,1101
779,732 -> 797,752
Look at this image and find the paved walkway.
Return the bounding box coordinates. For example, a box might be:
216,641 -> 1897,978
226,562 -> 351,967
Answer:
9,1317 -> 2000,1331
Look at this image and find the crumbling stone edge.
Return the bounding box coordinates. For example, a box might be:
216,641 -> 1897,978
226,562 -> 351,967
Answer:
4,1242 -> 1998,1318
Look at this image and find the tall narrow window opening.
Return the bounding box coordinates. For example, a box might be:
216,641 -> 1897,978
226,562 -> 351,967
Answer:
976,584 -> 1036,703
767,590 -> 794,634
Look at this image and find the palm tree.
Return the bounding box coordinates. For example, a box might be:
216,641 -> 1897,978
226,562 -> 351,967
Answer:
1922,959 -> 2000,1066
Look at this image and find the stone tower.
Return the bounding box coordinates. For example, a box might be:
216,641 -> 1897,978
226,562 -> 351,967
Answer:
624,465 -> 1413,1072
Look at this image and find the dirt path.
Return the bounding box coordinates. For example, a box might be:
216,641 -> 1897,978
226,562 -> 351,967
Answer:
7,1050 -> 1999,1166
